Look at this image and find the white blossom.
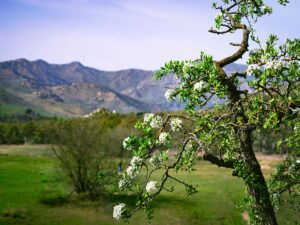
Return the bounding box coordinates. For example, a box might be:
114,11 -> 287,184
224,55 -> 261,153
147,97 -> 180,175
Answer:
261,4 -> 273,13
119,179 -> 126,190
265,60 -> 276,69
144,113 -> 155,123
130,156 -> 142,167
113,203 -> 126,220
144,113 -> 163,128
123,137 -> 133,150
149,115 -> 163,129
247,64 -> 260,76
126,156 -> 142,178
296,159 -> 300,164
183,62 -> 194,75
265,57 -> 290,70
170,118 -> 182,132
158,132 -> 170,145
164,89 -> 175,102
126,166 -> 136,178
291,107 -> 300,114
193,81 -> 205,92
146,181 -> 157,194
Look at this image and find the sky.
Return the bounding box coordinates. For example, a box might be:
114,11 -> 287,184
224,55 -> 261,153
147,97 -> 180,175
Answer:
0,0 -> 299,71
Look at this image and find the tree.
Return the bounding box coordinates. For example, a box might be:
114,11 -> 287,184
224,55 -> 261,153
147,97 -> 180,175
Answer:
113,0 -> 300,224
51,119 -> 119,199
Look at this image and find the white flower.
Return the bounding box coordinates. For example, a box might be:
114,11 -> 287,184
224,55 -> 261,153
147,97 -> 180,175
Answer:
296,159 -> 300,164
146,181 -> 157,194
246,64 -> 260,75
123,137 -> 133,150
261,5 -> 273,13
193,81 -> 205,92
291,108 -> 300,114
149,115 -> 163,128
183,62 -> 194,75
165,89 -> 175,102
265,57 -> 290,70
130,156 -> 142,167
265,60 -> 275,69
144,113 -> 163,128
170,118 -> 182,132
126,166 -> 136,178
126,156 -> 142,178
158,132 -> 170,145
113,203 -> 126,220
144,113 -> 155,123
119,179 -> 126,190
294,125 -> 298,131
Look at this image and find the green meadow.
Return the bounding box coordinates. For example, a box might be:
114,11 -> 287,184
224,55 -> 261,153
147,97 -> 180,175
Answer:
0,145 -> 298,225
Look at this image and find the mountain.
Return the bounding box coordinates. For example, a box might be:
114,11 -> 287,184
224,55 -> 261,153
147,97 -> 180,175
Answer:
0,58 -> 247,117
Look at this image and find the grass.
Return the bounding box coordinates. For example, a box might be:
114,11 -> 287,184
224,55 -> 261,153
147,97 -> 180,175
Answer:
0,104 -> 57,118
0,145 -> 298,225
0,105 -> 26,116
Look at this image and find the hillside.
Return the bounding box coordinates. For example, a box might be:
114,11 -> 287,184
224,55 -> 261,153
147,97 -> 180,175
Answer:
0,59 -> 247,116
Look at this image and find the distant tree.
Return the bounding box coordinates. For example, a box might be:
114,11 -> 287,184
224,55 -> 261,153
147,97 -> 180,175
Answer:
114,1 -> 300,224
51,119 -> 125,198
25,108 -> 33,115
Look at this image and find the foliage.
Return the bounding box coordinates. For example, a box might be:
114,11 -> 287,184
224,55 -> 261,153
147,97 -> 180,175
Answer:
115,1 -> 300,224
50,114 -> 138,198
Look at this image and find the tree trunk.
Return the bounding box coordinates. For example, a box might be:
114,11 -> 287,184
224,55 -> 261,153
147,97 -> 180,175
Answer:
240,129 -> 278,225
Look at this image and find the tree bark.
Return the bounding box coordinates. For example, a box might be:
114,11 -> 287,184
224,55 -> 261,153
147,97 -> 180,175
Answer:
239,128 -> 278,225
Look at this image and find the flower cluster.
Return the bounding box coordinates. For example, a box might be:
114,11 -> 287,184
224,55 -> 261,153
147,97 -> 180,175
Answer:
158,132 -> 170,145
150,116 -> 163,129
113,203 -> 126,220
118,179 -> 129,190
146,181 -> 158,194
261,4 -> 273,14
164,89 -> 175,102
123,136 -> 134,150
183,62 -> 194,75
265,57 -> 290,70
291,107 -> 300,114
193,81 -> 205,92
144,113 -> 155,123
170,118 -> 182,132
246,64 -> 260,76
144,113 -> 163,129
126,156 -> 143,178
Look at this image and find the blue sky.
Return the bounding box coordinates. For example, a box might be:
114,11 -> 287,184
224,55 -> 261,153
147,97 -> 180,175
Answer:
0,0 -> 299,70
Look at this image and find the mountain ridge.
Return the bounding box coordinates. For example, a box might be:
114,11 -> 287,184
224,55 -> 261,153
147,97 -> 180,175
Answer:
0,58 -> 247,117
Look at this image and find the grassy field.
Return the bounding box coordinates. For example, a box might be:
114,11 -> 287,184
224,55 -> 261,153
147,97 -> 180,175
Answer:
0,104 -> 56,118
0,145 -> 298,225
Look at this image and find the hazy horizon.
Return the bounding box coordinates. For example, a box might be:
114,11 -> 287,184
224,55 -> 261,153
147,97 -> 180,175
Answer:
1,0 -> 300,71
